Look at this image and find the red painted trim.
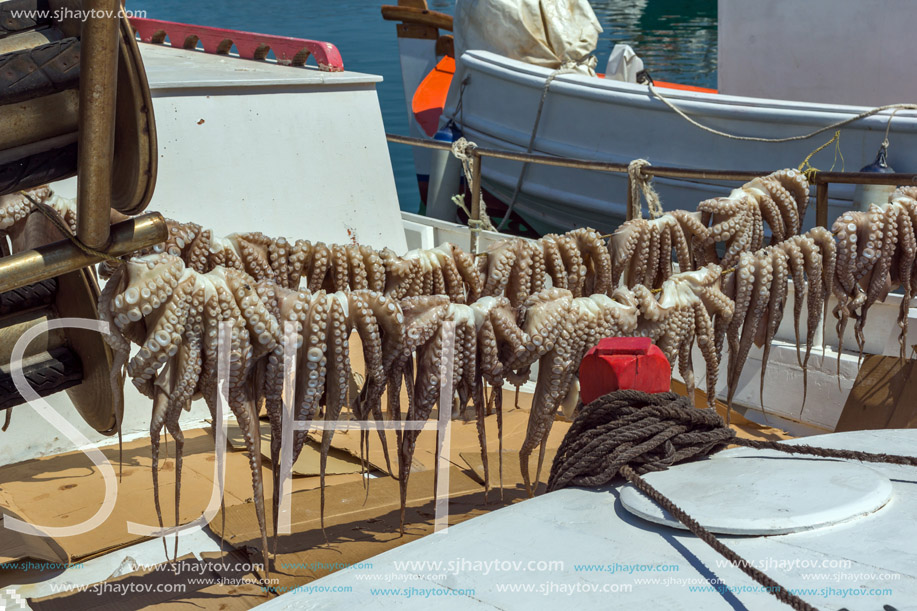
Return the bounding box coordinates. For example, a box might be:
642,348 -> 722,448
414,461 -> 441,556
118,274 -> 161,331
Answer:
412,55 -> 455,137
654,80 -> 718,94
129,17 -> 344,72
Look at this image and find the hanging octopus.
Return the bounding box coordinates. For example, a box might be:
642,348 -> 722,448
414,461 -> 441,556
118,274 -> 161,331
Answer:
720,228 -> 835,411
832,190 -> 917,363
610,213 -> 698,288
695,169 -> 808,267
14,164 -> 916,576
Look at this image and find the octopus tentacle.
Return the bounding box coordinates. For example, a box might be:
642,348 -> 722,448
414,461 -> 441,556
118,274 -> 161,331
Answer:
758,249 -> 789,409
319,294 -> 352,535
308,243 -> 332,292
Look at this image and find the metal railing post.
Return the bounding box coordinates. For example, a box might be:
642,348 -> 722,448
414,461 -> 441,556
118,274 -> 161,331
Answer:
470,150 -> 483,253
76,0 -> 121,250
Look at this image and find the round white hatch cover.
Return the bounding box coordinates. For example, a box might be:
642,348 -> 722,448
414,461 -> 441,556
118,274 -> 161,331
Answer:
619,454 -> 893,535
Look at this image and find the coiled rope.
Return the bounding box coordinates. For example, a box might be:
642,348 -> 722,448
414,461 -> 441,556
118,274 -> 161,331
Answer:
548,390 -> 917,611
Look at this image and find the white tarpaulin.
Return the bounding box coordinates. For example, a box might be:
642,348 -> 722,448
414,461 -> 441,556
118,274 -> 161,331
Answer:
454,0 -> 602,75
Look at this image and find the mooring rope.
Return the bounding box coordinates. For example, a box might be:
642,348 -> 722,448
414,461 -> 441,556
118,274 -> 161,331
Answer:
548,390 -> 917,611
451,137 -> 497,234
646,81 -> 917,144
627,159 -> 664,220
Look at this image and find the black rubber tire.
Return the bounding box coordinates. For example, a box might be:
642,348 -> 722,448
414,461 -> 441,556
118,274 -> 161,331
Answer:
0,278 -> 56,315
0,345 -> 82,411
0,36 -> 79,105
0,140 -> 77,195
0,0 -> 53,38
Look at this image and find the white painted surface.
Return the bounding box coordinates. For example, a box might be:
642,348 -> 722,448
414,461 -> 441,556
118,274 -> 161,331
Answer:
55,44 -> 406,252
261,429 -> 917,610
442,50 -> 917,234
620,454 -> 892,535
0,43 -> 408,465
3,527 -> 224,603
0,390 -> 213,467
397,37 -> 437,179
718,0 -> 917,107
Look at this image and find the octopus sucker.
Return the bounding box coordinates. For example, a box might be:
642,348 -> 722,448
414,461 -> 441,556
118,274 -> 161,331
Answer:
308,243 -> 332,292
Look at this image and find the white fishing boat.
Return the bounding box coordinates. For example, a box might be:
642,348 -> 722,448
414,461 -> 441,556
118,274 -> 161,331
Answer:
0,4 -> 915,611
383,0 -> 917,234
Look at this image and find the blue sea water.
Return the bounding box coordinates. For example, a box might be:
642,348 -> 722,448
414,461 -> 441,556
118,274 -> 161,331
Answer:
130,1 -> 717,213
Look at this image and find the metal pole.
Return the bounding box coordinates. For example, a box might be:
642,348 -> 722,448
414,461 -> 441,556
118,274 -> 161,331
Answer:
816,182 -> 829,229
0,213 -> 167,293
470,151 -> 483,254
76,0 -> 121,250
386,134 -> 917,188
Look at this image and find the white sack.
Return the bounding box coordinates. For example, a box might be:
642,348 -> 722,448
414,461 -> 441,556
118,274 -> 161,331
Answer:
605,44 -> 644,83
454,0 -> 602,75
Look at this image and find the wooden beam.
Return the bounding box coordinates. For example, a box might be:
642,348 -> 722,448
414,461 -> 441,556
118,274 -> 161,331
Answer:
816,182 -> 829,228
381,5 -> 453,31
397,23 -> 438,40
436,34 -> 454,57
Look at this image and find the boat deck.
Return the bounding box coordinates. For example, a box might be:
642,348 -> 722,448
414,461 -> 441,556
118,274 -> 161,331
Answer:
0,383 -> 787,609
261,429 -> 917,610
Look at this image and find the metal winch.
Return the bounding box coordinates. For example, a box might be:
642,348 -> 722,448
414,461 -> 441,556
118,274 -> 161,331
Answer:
0,0 -> 167,433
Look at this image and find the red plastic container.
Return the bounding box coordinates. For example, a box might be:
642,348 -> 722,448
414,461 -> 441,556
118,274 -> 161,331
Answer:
579,337 -> 671,404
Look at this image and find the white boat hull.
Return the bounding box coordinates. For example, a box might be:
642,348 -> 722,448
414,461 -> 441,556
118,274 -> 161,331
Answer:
443,50 -> 917,233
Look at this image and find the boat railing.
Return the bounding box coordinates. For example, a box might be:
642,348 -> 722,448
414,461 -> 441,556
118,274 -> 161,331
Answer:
386,132 -> 917,251
130,18 -> 345,72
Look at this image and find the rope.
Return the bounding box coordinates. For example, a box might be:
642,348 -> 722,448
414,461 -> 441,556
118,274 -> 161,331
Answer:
627,159 -> 664,220
498,66 -> 580,231
646,81 -> 917,143
18,191 -> 123,264
549,390 -> 917,610
796,131 -> 844,182
883,108 -> 902,149
621,466 -> 817,611
450,138 -> 497,233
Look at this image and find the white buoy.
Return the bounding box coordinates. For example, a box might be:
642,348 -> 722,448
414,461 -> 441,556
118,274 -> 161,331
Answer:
854,142 -> 896,211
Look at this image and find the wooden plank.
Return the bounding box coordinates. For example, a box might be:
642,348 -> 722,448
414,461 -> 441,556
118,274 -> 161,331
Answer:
381,5 -> 453,31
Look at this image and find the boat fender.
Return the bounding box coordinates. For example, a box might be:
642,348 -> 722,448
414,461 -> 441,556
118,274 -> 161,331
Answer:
854,142 -> 896,211
426,121 -> 464,222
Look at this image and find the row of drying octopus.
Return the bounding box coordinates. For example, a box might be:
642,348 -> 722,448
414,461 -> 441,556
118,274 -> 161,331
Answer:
98,250 -> 732,571
6,169 -> 916,572
85,168 -> 828,571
